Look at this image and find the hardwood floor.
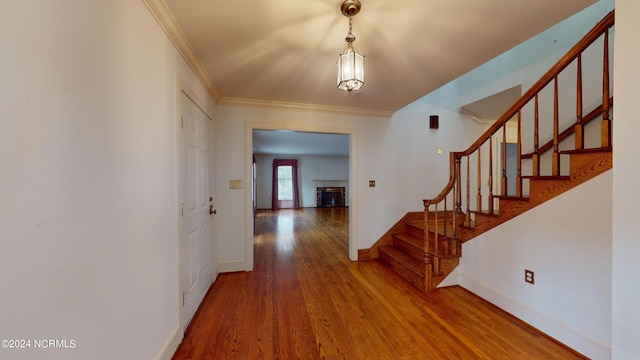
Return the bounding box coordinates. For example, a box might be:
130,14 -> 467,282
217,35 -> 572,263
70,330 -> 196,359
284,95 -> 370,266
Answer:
172,208 -> 585,359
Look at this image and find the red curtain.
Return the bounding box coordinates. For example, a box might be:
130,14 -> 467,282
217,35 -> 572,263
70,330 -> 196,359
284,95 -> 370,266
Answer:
272,159 -> 300,210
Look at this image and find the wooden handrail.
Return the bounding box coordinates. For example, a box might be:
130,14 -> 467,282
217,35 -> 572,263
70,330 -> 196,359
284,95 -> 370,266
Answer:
424,10 -> 615,229
456,11 -> 614,158
424,152 -> 457,206
522,97 -> 614,159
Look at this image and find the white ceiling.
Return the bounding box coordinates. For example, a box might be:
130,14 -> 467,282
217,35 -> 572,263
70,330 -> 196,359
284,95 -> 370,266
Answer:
156,0 -> 597,155
253,130 -> 349,156
162,0 -> 596,114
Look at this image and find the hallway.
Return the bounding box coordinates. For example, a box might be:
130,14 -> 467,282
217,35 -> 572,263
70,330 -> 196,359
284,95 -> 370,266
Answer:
172,208 -> 585,359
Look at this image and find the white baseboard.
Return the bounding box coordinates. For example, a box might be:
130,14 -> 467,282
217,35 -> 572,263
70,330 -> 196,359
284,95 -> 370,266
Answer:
458,272 -> 611,360
155,324 -> 182,360
437,268 -> 460,288
217,260 -> 249,273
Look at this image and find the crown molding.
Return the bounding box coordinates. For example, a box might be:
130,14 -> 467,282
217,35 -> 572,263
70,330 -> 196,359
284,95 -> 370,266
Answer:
142,0 -> 220,103
458,106 -> 517,128
219,97 -> 394,118
143,0 -> 392,119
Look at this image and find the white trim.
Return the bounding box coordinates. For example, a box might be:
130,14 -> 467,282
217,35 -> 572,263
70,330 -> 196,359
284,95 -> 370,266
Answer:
142,0 -> 220,103
218,260 -> 250,273
436,268 -> 460,288
245,123 -> 359,265
459,107 -> 519,127
154,324 -> 181,360
223,97 -> 393,118
177,77 -> 215,121
458,271 -> 611,359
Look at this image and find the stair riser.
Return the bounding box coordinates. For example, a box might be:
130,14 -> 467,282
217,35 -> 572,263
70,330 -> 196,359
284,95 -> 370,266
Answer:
406,223 -> 423,238
426,234 -> 461,257
570,152 -> 612,179
393,237 -> 424,261
379,252 -> 427,291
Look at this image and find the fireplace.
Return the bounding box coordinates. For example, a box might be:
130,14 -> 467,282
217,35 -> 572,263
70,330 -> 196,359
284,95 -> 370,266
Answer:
316,187 -> 346,208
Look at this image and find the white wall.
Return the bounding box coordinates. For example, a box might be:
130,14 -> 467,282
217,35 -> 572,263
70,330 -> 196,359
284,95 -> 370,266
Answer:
254,154 -> 349,209
216,104 -> 389,264
612,0 -> 640,359
0,1 -> 215,359
459,172 -> 612,358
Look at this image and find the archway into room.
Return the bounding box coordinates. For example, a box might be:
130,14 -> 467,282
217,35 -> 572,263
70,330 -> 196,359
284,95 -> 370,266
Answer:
244,125 -> 357,270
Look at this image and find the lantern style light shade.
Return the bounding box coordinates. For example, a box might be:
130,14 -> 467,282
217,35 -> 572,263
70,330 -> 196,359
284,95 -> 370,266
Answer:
337,42 -> 364,93
337,0 -> 364,93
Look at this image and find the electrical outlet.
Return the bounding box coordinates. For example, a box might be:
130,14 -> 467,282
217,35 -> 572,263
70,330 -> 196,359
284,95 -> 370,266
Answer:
369,180 -> 376,187
525,269 -> 535,285
437,147 -> 443,155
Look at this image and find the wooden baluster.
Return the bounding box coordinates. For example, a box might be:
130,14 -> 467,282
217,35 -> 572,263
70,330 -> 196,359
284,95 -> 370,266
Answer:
455,155 -> 462,215
501,124 -> 507,196
433,203 -> 438,271
552,76 -> 560,176
477,149 -> 482,213
533,95 -> 540,176
441,197 -> 446,257
444,196 -> 448,239
516,109 -> 522,197
424,204 -> 430,260
575,54 -> 584,150
602,29 -> 611,147
466,155 -> 470,227
489,139 -> 495,212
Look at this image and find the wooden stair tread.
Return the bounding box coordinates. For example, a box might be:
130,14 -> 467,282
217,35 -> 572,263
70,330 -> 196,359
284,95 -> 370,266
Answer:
378,246 -> 426,275
559,146 -> 612,155
406,220 -> 423,229
408,219 -> 458,237
521,175 -> 570,180
493,195 -> 530,201
470,210 -> 499,216
392,232 -> 422,249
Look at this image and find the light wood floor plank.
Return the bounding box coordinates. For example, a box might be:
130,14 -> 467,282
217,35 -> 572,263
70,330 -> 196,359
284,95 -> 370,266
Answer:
172,208 -> 586,359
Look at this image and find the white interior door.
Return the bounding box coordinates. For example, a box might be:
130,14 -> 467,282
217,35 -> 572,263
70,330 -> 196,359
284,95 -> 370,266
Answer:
179,92 -> 213,331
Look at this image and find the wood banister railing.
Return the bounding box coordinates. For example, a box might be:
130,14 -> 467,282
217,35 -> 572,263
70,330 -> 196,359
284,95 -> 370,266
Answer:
423,11 -> 614,240
522,97 -> 613,159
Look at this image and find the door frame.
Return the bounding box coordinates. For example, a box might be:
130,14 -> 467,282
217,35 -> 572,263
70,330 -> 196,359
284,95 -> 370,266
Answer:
244,123 -> 358,268
175,78 -> 217,333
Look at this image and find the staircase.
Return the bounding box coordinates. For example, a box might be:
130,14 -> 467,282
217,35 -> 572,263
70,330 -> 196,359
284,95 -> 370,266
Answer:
362,11 -> 615,292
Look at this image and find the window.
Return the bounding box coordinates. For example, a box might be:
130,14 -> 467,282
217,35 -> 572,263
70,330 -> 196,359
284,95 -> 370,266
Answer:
277,166 -> 293,200
272,159 -> 299,210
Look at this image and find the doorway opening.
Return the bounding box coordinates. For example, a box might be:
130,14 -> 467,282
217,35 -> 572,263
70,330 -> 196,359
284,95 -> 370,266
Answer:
249,128 -> 355,261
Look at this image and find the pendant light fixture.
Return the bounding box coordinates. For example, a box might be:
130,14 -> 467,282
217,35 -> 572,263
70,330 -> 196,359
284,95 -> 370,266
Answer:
337,0 -> 364,93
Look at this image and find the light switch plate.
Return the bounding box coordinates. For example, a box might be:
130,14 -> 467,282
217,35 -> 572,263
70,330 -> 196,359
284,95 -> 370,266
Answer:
229,180 -> 243,189
437,147 -> 443,155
